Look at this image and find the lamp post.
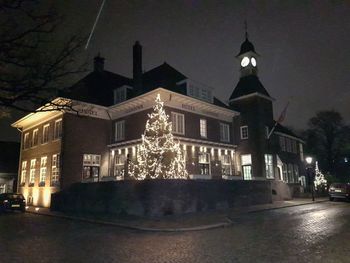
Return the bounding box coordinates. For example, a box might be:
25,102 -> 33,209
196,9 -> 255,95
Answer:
305,156 -> 315,201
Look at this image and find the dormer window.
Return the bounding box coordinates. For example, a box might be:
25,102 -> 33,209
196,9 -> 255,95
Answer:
113,85 -> 132,104
181,79 -> 213,103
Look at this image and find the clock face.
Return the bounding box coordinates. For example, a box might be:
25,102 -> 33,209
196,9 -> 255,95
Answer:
241,57 -> 250,67
251,57 -> 257,67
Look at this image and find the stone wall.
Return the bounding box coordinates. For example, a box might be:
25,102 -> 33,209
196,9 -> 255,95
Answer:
51,180 -> 272,217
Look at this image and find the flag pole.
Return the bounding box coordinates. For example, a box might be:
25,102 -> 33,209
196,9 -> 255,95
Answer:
267,101 -> 289,140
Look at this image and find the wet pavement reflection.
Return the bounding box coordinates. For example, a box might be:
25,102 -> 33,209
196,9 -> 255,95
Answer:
0,201 -> 349,263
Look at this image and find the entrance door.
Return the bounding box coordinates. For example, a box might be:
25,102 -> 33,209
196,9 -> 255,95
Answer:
242,165 -> 252,180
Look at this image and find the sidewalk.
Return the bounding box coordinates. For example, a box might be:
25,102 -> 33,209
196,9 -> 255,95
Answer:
25,197 -> 328,232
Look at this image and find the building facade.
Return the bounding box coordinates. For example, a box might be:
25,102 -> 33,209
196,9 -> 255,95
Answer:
12,37 -> 305,207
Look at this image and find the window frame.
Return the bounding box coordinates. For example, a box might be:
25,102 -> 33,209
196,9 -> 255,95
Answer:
20,161 -> 27,185
53,119 -> 62,140
200,119 -> 207,138
198,152 -> 211,175
23,132 -> 29,149
29,159 -> 36,186
264,154 -> 274,179
171,112 -> 185,135
240,126 -> 249,140
51,154 -> 60,185
115,120 -> 125,141
32,129 -> 39,147
82,154 -> 101,181
220,123 -> 230,142
42,124 -> 50,144
39,156 -> 47,186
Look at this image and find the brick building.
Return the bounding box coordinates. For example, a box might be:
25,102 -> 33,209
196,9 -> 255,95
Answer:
12,37 -> 305,207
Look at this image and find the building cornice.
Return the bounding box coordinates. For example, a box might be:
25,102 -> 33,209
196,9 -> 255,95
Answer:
109,87 -> 239,122
229,92 -> 275,103
274,131 -> 305,144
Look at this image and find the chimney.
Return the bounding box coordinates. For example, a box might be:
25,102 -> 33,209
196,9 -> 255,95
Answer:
94,53 -> 105,72
133,41 -> 143,93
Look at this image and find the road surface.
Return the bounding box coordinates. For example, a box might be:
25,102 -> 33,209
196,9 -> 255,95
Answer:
0,201 -> 349,263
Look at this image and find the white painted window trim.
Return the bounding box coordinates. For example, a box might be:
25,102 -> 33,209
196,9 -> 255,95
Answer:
42,124 -> 50,144
171,112 -> 185,135
240,126 -> 249,139
200,119 -> 207,138
115,120 -> 125,141
39,156 -> 47,185
220,123 -> 230,142
53,119 -> 62,140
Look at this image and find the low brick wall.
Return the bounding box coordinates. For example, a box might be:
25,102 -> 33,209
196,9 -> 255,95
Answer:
51,180 -> 272,217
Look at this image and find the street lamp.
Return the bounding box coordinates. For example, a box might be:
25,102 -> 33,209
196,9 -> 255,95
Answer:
305,156 -> 315,201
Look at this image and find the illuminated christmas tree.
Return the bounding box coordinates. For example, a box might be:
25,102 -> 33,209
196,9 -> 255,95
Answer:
129,94 -> 188,179
314,161 -> 327,190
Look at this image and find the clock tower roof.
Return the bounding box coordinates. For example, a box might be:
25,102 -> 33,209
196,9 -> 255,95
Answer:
229,75 -> 271,101
237,38 -> 256,56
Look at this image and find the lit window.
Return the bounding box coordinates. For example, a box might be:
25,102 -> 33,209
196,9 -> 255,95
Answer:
42,124 -> 50,144
241,154 -> 252,180
23,133 -> 30,149
115,120 -> 125,141
282,163 -> 288,182
220,123 -> 230,142
51,154 -> 60,185
293,164 -> 299,183
20,161 -> 27,185
53,119 -> 62,140
171,112 -> 185,135
32,129 -> 38,147
198,153 -> 210,175
240,126 -> 248,139
200,119 -> 207,138
265,154 -> 274,179
114,154 -> 126,180
82,154 -> 101,181
39,156 -> 47,186
221,154 -> 231,176
279,136 -> 286,151
29,159 -> 36,186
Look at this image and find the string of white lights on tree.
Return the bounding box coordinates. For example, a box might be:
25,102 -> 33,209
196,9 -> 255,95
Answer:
314,161 -> 327,190
128,94 -> 188,179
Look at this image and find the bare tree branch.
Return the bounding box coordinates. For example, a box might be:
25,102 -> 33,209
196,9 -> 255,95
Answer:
0,0 -> 87,115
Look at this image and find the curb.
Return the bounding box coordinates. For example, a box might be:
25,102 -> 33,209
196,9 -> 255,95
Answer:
231,199 -> 329,216
25,210 -> 233,232
25,199 -> 327,232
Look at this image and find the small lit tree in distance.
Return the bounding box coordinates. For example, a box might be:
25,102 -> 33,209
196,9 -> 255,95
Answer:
314,161 -> 327,190
130,94 -> 188,179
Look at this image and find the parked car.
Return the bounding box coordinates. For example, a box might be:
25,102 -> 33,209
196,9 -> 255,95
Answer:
329,183 -> 350,201
0,193 -> 26,213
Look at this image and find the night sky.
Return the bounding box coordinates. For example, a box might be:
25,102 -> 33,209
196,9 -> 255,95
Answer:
1,0 -> 349,141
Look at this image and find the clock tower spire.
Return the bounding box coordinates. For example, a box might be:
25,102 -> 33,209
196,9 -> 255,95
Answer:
237,23 -> 259,78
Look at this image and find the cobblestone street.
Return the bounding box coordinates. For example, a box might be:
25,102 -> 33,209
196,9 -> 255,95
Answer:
1,201 -> 349,263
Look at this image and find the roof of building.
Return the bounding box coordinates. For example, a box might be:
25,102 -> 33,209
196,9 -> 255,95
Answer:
63,59 -> 232,110
229,75 -> 270,100
142,62 -> 187,94
62,70 -> 132,106
0,141 -> 20,175
237,38 -> 257,56
274,123 -> 302,140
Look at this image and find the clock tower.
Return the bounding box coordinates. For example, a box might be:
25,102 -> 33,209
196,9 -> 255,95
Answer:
237,33 -> 259,78
229,32 -> 275,181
